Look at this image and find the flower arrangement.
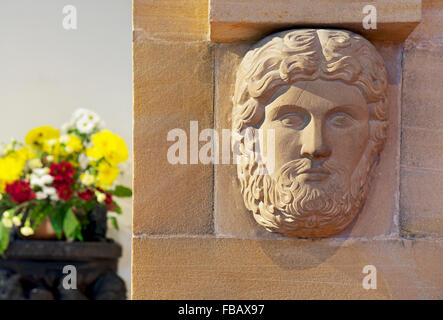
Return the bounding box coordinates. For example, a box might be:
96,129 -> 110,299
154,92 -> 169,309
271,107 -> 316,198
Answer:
0,109 -> 131,255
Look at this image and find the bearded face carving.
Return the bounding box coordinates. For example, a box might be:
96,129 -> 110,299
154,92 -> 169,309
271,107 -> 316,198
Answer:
232,29 -> 388,238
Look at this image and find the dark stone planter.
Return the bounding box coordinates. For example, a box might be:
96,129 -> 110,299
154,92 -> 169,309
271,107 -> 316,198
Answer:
0,240 -> 126,300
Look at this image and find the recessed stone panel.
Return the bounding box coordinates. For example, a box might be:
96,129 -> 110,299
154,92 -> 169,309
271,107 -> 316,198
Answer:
214,39 -> 402,239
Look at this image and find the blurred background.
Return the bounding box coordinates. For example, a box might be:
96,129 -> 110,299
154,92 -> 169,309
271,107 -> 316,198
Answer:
0,0 -> 132,292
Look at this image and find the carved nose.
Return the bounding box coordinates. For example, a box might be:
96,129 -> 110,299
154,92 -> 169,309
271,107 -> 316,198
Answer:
300,120 -> 331,159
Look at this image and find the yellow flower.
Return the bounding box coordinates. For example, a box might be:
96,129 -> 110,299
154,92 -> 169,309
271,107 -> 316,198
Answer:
12,147 -> 35,164
0,155 -> 26,192
66,134 -> 83,153
42,138 -> 62,157
86,130 -> 128,166
25,126 -> 60,148
43,134 -> 83,157
96,161 -> 119,188
29,158 -> 43,169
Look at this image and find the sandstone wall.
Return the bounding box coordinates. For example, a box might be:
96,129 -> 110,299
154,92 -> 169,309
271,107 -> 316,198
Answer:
132,0 -> 442,299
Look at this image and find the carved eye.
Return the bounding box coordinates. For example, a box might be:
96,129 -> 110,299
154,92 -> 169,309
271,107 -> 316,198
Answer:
277,113 -> 308,130
328,112 -> 355,128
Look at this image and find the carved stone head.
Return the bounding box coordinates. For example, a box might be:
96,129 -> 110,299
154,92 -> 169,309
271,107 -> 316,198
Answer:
232,29 -> 388,238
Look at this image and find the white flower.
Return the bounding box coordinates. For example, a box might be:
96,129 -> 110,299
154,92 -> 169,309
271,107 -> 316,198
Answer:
12,216 -> 21,227
50,194 -> 59,201
73,109 -> 101,134
41,175 -> 54,185
46,139 -> 57,146
33,168 -> 50,176
3,210 -> 11,218
78,153 -> 89,170
96,192 -> 106,203
65,146 -> 73,153
43,187 -> 57,196
76,116 -> 96,134
30,174 -> 53,188
36,187 -> 58,201
20,226 -> 34,237
81,172 -> 95,186
46,155 -> 54,162
2,217 -> 13,228
29,158 -> 43,169
59,134 -> 70,144
2,144 -> 13,155
30,168 -> 54,188
36,191 -> 47,200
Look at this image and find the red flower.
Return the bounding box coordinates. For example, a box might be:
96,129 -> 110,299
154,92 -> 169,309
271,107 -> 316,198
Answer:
56,184 -> 73,201
50,162 -> 75,184
105,193 -> 115,211
5,180 -> 36,204
78,189 -> 95,201
97,188 -> 115,211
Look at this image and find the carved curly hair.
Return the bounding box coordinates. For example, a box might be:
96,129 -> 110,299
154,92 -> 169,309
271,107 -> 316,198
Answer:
233,29 -> 388,138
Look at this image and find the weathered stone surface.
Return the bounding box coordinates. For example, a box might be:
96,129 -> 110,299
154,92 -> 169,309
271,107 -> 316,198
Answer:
132,237 -> 443,299
134,0 -> 209,41
214,40 -> 402,239
400,0 -> 443,236
209,0 -> 421,42
133,40 -> 214,235
400,169 -> 443,237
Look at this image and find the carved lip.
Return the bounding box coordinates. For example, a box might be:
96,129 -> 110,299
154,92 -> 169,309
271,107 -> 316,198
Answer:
298,167 -> 330,181
298,167 -> 330,175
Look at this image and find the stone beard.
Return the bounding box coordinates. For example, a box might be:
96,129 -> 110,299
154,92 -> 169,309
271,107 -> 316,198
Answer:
232,29 -> 389,238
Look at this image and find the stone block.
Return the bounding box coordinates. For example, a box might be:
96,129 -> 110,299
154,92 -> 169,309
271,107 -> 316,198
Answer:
400,0 -> 443,236
133,40 -> 214,235
209,0 -> 421,42
132,237 -> 443,299
134,0 -> 209,41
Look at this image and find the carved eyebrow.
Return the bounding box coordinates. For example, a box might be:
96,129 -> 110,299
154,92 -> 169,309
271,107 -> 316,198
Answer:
327,104 -> 367,120
268,104 -> 308,121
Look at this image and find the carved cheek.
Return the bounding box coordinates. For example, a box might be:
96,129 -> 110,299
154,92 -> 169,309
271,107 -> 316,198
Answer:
329,122 -> 369,170
272,127 -> 303,164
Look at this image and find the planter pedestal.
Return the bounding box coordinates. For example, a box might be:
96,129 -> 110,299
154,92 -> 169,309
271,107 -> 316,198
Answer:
0,240 -> 126,300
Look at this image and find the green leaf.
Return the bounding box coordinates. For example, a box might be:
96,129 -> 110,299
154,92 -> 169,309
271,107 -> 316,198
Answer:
111,201 -> 122,214
29,202 -> 51,229
109,185 -> 132,198
50,205 -> 66,239
63,208 -> 80,239
0,223 -> 11,257
109,216 -> 119,231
